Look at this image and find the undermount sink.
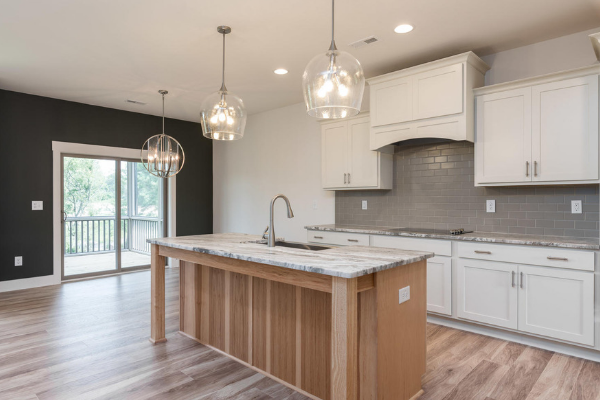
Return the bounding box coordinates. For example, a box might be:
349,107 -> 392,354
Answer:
265,241 -> 332,251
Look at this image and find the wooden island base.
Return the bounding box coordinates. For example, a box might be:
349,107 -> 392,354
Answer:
150,244 -> 426,400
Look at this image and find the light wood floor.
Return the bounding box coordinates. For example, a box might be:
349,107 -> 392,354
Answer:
64,251 -> 151,276
1,269 -> 599,400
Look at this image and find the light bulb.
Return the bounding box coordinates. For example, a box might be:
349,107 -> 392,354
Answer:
210,115 -> 218,124
227,116 -> 233,125
323,79 -> 334,92
219,112 -> 226,122
318,88 -> 327,98
339,84 -> 348,96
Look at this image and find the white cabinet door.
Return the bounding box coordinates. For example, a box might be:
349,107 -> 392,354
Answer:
475,88 -> 532,184
427,256 -> 452,316
532,75 -> 599,182
413,64 -> 463,120
321,122 -> 348,188
348,117 -> 378,188
518,265 -> 594,346
370,77 -> 412,127
457,259 -> 518,329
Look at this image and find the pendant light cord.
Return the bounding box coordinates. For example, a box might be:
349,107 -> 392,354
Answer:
329,0 -> 337,51
162,92 -> 165,134
220,32 -> 227,92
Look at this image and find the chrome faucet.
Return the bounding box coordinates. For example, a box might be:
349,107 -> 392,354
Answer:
268,194 -> 294,247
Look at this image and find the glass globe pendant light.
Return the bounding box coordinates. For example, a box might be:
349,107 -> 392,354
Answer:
141,90 -> 185,178
200,26 -> 247,140
302,0 -> 365,119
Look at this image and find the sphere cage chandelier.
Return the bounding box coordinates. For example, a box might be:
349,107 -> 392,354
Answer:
141,90 -> 185,178
302,0 -> 365,119
200,26 -> 247,141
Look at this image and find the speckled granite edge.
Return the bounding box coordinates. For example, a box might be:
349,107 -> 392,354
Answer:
305,224 -> 600,250
148,233 -> 433,279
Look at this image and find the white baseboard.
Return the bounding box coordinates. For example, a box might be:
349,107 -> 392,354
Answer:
428,314 -> 600,363
0,274 -> 61,293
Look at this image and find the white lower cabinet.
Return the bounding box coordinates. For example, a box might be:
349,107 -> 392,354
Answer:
458,258 -> 595,346
518,265 -> 594,346
427,256 -> 452,316
457,259 -> 518,330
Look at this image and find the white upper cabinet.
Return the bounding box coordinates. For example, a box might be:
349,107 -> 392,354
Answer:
368,52 -> 489,150
475,88 -> 532,184
475,66 -> 600,186
321,113 -> 392,190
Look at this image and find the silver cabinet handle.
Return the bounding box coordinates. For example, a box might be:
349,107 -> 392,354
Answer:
313,236 -> 323,239
547,256 -> 568,261
526,161 -> 530,177
344,173 -> 347,184
512,271 -> 516,288
347,239 -> 359,242
534,161 -> 538,177
348,173 -> 351,184
474,250 -> 492,255
520,272 -> 524,289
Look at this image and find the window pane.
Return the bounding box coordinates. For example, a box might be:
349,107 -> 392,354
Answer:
135,163 -> 161,217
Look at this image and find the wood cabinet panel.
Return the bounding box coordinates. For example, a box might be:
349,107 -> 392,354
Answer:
209,268 -> 226,351
270,281 -> 297,384
229,272 -> 250,362
348,119 -> 378,188
413,64 -> 463,120
426,256 -> 452,316
371,78 -> 412,126
322,122 -> 348,189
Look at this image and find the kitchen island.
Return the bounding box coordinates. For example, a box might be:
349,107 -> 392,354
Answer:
148,233 -> 433,400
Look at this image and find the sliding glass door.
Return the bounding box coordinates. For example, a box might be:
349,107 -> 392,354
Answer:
62,155 -> 166,279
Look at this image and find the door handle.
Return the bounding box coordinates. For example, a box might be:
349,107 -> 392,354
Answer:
62,211 -> 67,222
526,161 -> 530,177
344,173 -> 347,184
534,161 -> 538,177
520,272 -> 524,289
348,173 -> 351,184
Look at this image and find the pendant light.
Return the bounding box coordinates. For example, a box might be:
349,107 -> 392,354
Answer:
302,0 -> 365,119
200,26 -> 247,141
141,90 -> 185,178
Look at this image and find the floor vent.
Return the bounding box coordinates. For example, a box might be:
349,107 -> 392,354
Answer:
349,36 -> 379,49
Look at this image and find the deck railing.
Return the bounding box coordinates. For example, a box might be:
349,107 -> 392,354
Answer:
64,216 -> 161,255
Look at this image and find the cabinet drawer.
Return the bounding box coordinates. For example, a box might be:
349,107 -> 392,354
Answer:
307,230 -> 370,246
370,235 -> 451,256
457,242 -> 594,271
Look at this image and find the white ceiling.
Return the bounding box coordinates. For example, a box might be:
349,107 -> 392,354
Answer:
1,0 -> 599,122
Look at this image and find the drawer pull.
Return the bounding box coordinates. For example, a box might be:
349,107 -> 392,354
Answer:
347,239 -> 359,242
520,272 -> 524,289
547,256 -> 568,261
474,250 -> 492,255
511,271 -> 516,288
313,236 -> 324,239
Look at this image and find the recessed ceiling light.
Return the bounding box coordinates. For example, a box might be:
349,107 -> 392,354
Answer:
274,68 -> 288,75
394,24 -> 414,34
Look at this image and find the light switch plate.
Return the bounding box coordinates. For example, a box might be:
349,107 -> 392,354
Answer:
15,256 -> 22,266
32,201 -> 43,211
486,200 -> 496,213
399,286 -> 410,304
571,200 -> 582,214
362,200 -> 367,210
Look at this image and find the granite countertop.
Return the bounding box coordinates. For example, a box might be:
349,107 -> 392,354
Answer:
305,224 -> 600,250
147,233 -> 433,279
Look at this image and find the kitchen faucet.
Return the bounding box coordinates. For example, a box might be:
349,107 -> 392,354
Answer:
268,194 -> 294,247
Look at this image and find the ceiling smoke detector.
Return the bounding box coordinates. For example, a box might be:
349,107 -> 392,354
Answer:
126,99 -> 146,105
349,36 -> 380,49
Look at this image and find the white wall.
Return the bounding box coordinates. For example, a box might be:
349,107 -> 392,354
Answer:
482,27 -> 599,85
213,102 -> 335,241
213,28 -> 599,239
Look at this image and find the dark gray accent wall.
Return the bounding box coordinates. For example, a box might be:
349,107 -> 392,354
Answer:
336,141 -> 599,239
0,89 -> 213,282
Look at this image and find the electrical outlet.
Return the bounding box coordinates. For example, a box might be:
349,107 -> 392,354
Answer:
486,200 -> 496,213
362,200 -> 368,210
571,200 -> 582,214
398,286 -> 410,304
15,256 -> 22,266
32,201 -> 43,211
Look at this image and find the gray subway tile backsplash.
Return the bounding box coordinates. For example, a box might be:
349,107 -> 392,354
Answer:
335,141 -> 599,239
